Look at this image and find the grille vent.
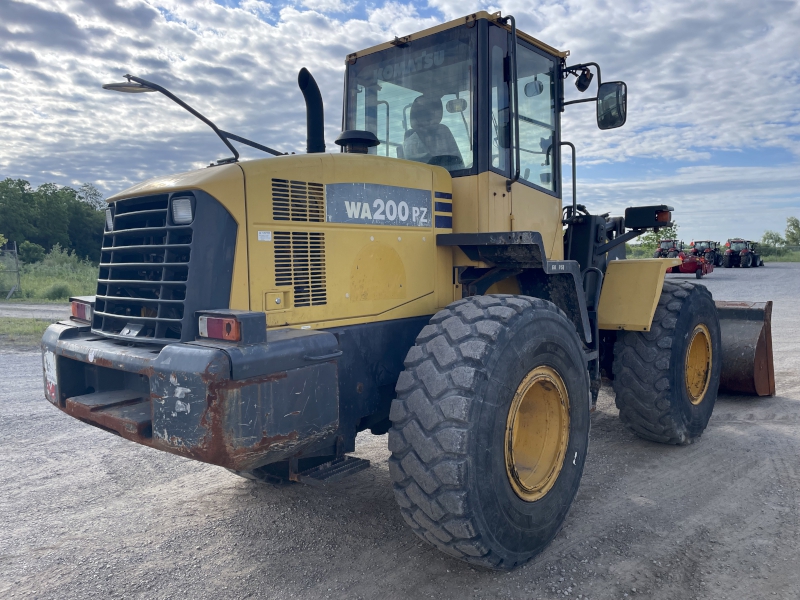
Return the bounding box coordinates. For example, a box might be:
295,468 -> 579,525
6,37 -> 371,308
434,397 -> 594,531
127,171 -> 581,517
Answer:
272,179 -> 324,222
95,194 -> 191,342
274,232 -> 327,307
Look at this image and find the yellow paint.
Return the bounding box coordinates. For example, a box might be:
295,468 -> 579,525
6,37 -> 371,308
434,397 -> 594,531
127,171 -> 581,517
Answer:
265,291 -> 288,312
685,324 -> 712,405
510,182 -> 563,260
350,243 -> 406,301
106,163 -> 251,311
237,153 -> 449,329
597,258 -> 681,331
505,365 -> 570,502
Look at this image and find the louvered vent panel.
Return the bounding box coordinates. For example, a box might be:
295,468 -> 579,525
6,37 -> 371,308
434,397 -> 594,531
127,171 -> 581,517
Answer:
272,179 -> 324,222
274,232 -> 327,307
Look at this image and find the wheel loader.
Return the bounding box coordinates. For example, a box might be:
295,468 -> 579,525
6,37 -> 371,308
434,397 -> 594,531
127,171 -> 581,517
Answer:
41,12 -> 776,570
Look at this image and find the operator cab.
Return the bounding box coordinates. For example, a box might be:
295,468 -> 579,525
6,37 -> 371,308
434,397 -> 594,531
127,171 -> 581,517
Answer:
343,13 -> 627,199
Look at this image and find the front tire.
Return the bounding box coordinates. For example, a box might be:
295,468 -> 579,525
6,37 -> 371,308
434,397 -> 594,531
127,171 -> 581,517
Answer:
612,281 -> 721,445
388,295 -> 590,570
695,269 -> 703,279
741,254 -> 752,268
722,255 -> 732,268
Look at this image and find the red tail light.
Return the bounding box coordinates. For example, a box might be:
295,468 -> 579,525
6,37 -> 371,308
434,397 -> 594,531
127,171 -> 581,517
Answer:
199,315 -> 241,341
70,301 -> 93,323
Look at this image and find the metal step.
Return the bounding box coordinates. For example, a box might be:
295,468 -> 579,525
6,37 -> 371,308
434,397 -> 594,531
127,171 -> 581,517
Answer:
64,389 -> 152,439
293,456 -> 370,486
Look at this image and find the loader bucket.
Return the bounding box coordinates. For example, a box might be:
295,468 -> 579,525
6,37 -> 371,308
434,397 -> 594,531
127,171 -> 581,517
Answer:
715,301 -> 775,396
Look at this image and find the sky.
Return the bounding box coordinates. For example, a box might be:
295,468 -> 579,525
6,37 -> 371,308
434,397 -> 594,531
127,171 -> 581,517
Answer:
1,0 -> 798,243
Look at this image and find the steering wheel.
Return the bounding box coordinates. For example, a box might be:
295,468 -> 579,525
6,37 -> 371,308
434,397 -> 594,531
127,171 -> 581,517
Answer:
428,155 -> 464,169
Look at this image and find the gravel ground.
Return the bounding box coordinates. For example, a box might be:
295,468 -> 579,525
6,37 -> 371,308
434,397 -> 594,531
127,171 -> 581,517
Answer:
1,264 -> 798,600
0,303 -> 70,321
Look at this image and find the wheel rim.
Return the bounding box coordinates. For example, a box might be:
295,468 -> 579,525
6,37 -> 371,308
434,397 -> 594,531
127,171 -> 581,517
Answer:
685,324 -> 712,405
505,366 -> 570,502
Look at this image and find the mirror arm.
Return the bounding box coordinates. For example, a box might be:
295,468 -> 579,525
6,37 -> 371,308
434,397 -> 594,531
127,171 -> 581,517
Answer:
564,62 -> 602,86
563,97 -> 597,107
503,15 -> 521,192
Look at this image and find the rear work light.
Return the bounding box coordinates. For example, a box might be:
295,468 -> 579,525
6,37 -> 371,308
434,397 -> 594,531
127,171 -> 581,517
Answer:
198,315 -> 240,341
70,300 -> 93,324
171,196 -> 194,224
655,209 -> 671,223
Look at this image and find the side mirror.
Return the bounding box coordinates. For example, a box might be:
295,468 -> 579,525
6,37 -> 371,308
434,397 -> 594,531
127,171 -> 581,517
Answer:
524,79 -> 543,97
596,81 -> 627,130
446,98 -> 468,113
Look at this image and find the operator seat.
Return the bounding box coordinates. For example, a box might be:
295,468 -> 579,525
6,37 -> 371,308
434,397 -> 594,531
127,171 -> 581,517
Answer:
402,95 -> 464,169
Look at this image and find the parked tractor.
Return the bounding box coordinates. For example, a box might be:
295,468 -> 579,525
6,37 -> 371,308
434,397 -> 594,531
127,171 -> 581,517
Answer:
670,251 -> 714,279
653,238 -> 681,258
723,239 -> 763,268
41,12 -> 775,570
690,240 -> 723,267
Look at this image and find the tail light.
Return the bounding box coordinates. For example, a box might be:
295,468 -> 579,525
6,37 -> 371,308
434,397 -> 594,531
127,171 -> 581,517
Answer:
199,315 -> 240,341
70,298 -> 94,324
655,210 -> 671,223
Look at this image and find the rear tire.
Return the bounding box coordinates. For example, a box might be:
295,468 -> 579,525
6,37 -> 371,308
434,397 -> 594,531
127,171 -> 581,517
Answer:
612,281 -> 721,445
722,255 -> 731,268
388,295 -> 590,570
667,251 -> 678,258
741,254 -> 752,268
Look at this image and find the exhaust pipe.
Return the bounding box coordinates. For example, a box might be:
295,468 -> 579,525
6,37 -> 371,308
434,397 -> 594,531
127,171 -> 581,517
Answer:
298,68 -> 325,154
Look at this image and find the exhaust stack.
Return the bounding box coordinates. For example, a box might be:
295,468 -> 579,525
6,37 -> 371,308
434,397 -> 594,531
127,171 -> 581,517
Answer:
298,68 -> 325,154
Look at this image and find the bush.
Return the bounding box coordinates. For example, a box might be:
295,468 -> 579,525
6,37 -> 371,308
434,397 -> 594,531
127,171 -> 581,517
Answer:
19,240 -> 45,264
43,282 -> 72,300
17,244 -> 98,301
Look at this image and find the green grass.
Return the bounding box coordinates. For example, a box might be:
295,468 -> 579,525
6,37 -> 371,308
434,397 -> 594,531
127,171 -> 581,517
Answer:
2,245 -> 98,301
0,317 -> 53,346
762,251 -> 800,262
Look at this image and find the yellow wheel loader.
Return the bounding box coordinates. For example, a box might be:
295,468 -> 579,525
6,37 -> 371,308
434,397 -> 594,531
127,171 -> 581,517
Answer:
42,12 -> 775,570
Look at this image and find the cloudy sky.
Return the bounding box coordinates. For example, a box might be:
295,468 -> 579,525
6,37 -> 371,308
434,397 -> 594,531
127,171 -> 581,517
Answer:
1,0 -> 798,242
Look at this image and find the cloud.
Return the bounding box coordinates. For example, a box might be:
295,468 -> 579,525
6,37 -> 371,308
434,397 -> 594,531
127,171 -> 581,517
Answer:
0,0 -> 797,244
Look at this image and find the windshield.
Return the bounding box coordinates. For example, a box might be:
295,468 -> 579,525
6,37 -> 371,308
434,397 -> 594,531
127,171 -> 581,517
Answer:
345,27 -> 476,173
660,241 -> 673,249
730,241 -> 746,252
695,242 -> 709,250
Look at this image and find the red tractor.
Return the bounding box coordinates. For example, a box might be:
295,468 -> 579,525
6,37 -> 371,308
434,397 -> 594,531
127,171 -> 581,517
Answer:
668,244 -> 714,279
723,239 -> 764,268
690,240 -> 723,266
653,239 -> 681,258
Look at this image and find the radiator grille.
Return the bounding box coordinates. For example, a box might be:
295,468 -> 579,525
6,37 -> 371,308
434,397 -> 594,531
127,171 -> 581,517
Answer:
94,194 -> 192,343
274,232 -> 327,307
272,179 -> 324,222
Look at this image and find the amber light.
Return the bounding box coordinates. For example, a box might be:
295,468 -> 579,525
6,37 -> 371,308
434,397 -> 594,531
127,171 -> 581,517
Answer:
70,301 -> 93,323
198,315 -> 240,341
655,210 -> 671,223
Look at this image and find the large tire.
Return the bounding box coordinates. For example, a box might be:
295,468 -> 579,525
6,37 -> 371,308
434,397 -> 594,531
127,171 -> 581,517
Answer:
667,250 -> 678,258
741,253 -> 752,268
695,269 -> 703,279
388,295 -> 590,570
722,254 -> 732,268
612,281 -> 721,445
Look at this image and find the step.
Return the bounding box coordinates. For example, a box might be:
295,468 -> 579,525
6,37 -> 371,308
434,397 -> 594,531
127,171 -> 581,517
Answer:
65,389 -> 152,439
295,456 -> 371,486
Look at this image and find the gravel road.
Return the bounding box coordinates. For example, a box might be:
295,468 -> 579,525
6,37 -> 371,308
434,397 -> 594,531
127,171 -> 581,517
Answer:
1,264 -> 798,600
0,303 -> 70,321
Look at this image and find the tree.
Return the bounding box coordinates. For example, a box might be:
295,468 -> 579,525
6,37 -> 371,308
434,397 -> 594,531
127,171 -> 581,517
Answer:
786,217 -> 800,246
78,183 -> 105,211
0,233 -> 6,248
761,230 -> 784,247
634,223 -> 680,254
19,241 -> 46,263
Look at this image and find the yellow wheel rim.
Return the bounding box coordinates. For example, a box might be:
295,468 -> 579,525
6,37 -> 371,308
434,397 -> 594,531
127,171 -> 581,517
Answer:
685,324 -> 712,405
505,366 -> 570,502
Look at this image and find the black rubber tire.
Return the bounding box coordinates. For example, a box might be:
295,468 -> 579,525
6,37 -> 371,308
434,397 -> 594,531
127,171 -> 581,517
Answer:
652,250 -> 661,259
388,295 -> 590,570
612,281 -> 722,445
722,255 -> 732,268
667,251 -> 678,258
695,269 -> 703,279
741,253 -> 752,268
